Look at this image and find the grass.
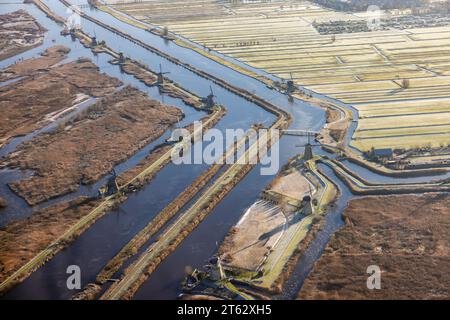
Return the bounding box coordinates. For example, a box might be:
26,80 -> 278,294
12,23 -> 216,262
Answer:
258,215 -> 313,288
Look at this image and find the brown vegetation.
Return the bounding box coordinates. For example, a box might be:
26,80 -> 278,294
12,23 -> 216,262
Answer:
72,284 -> 103,300
159,83 -> 203,109
6,86 -> 182,205
0,45 -> 68,82
0,196 -> 100,284
299,193 -> 450,299
104,164 -> 224,280
0,47 -> 122,147
0,10 -> 46,61
120,62 -> 157,86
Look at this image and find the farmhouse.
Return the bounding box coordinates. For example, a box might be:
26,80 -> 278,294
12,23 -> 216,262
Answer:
373,148 -> 394,159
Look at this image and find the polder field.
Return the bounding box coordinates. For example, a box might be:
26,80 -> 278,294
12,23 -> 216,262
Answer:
103,0 -> 450,152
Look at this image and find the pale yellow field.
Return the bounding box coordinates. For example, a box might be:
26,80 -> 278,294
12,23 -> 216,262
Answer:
358,112 -> 450,130
105,0 -> 450,151
354,124 -> 450,139
356,98 -> 450,117
351,133 -> 450,150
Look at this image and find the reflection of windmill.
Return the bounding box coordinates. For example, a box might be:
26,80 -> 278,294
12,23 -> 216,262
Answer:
160,89 -> 166,104
118,52 -> 126,64
286,72 -> 296,95
201,86 -> 216,109
106,169 -> 119,195
91,30 -> 97,47
295,131 -> 320,161
157,64 -> 170,85
302,183 -> 314,215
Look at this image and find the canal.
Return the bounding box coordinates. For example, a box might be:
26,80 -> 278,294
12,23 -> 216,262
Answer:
1,0 -> 444,300
0,0 -> 322,300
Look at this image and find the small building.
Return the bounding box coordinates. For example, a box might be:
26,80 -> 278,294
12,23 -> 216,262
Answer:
373,148 -> 394,159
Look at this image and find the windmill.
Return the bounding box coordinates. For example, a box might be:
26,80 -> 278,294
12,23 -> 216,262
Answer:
98,169 -> 120,198
157,64 -> 170,85
106,169 -> 119,195
118,52 -> 126,64
201,86 -> 217,109
295,131 -> 320,161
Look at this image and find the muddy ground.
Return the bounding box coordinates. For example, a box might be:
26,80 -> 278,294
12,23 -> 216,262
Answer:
6,86 -> 182,206
220,201 -> 286,271
269,171 -> 314,201
0,46 -> 122,147
0,10 -> 46,61
0,196 -> 100,283
299,193 -> 450,299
